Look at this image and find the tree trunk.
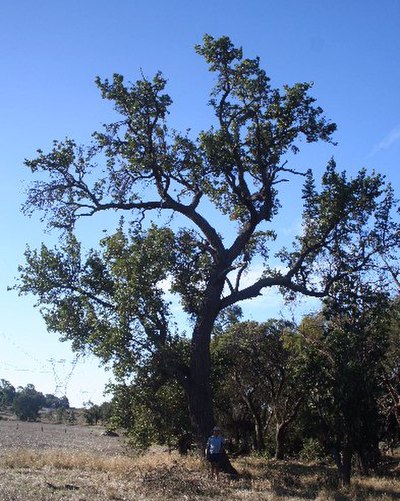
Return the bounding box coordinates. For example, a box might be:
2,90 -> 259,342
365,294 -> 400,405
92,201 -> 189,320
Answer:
274,397 -> 303,460
275,422 -> 288,460
239,387 -> 265,451
186,279 -> 239,478
187,316 -> 240,478
187,283 -> 223,447
254,414 -> 265,451
188,331 -> 214,448
341,442 -> 352,486
332,441 -> 353,486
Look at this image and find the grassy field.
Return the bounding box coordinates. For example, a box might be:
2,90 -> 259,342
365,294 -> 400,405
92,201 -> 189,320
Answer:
0,418 -> 399,500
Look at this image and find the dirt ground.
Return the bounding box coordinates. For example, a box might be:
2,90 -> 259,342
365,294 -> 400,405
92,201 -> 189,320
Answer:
1,417 -> 400,500
0,418 -> 125,456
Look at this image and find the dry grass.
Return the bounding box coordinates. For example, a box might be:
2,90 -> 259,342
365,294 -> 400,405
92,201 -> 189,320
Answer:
0,419 -> 400,500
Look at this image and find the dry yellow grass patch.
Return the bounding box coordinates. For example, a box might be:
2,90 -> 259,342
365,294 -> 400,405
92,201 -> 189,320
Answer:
5,447 -> 205,476
1,421 -> 400,500
1,448 -> 400,501
1,448 -> 134,473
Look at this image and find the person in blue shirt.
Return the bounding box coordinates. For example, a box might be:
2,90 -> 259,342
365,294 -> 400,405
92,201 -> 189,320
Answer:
205,426 -> 224,479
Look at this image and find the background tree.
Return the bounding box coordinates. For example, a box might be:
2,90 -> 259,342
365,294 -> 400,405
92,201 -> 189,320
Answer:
212,320 -> 310,458
298,278 -> 392,485
83,401 -> 102,425
381,297 -> 400,432
13,384 -> 46,421
44,393 -> 70,409
0,379 -> 16,409
16,34 -> 399,446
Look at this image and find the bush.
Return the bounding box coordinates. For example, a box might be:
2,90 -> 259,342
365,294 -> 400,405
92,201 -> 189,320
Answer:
299,438 -> 326,462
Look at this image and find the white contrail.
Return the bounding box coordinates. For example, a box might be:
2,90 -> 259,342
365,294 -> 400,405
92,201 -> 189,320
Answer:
370,125 -> 400,156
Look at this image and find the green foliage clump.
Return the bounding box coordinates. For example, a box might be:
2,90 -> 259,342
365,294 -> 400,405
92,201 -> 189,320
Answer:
0,379 -> 16,409
13,384 -> 46,421
299,438 -> 326,462
83,401 -> 113,426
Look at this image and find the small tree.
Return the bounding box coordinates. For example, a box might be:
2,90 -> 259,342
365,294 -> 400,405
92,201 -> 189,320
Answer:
0,379 -> 16,409
83,401 -> 102,425
13,384 -> 46,421
44,393 -> 70,409
67,408 -> 77,424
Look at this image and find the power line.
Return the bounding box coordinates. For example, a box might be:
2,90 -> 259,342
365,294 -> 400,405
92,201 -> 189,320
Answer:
48,354 -> 80,396
1,330 -> 81,397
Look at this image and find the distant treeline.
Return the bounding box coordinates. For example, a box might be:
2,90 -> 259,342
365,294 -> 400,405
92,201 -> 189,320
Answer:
0,380 -> 70,421
0,379 -> 111,425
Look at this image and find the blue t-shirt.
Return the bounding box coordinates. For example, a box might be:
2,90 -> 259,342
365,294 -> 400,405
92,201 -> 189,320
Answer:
207,435 -> 224,454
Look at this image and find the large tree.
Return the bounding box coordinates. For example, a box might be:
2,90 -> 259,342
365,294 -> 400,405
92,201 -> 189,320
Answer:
17,35 -> 399,445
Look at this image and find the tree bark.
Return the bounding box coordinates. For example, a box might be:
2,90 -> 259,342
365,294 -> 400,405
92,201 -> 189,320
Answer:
275,422 -> 288,460
188,331 -> 215,448
238,385 -> 265,451
187,313 -> 240,477
331,441 -> 353,487
254,414 -> 265,451
341,442 -> 352,486
184,276 -> 240,479
187,281 -> 224,447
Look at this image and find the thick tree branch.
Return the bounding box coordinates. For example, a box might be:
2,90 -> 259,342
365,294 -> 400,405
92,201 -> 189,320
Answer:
220,273 -> 329,311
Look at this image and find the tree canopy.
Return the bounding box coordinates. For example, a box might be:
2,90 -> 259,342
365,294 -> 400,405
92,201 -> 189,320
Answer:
12,384 -> 46,421
16,34 -> 400,445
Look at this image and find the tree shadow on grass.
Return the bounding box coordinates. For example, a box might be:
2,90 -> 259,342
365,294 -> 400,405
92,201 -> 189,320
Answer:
255,461 -> 336,499
261,459 -> 400,500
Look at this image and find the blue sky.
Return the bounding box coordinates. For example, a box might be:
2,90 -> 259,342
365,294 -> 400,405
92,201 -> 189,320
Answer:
1,0 -> 399,407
